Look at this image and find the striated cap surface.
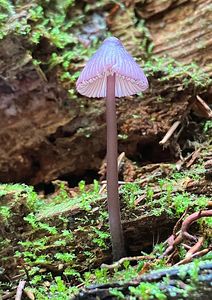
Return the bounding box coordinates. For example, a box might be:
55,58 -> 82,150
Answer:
76,37 -> 148,98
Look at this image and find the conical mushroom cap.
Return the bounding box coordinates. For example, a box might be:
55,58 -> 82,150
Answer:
76,37 -> 148,98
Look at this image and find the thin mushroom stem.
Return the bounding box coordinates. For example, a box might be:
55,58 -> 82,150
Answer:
106,73 -> 125,261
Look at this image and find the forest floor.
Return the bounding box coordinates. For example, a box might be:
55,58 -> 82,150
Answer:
0,133 -> 211,299
0,0 -> 212,299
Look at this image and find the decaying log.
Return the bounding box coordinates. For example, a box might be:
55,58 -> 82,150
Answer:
0,187 -> 176,279
0,0 -> 211,185
73,260 -> 212,300
1,160 -> 210,280
135,0 -> 212,75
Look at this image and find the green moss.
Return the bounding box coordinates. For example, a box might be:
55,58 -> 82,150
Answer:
0,0 -> 98,94
119,168 -> 209,218
109,288 -> 125,299
0,206 -> 11,221
0,177 -> 211,298
0,183 -> 43,213
1,0 -> 210,103
0,0 -> 15,31
33,276 -> 79,299
144,56 -> 211,88
129,282 -> 167,300
120,182 -> 141,208
38,180 -> 101,219
203,120 -> 212,133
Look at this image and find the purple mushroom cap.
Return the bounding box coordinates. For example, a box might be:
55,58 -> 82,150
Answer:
76,37 -> 148,98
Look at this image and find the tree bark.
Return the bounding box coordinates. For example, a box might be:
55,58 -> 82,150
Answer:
0,0 -> 211,185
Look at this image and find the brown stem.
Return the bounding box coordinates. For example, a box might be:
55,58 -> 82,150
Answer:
159,121 -> 181,145
181,210 -> 212,241
15,280 -> 26,300
185,236 -> 204,258
162,210 -> 212,261
175,248 -> 210,266
161,234 -> 182,258
106,73 -> 125,261
101,255 -> 154,270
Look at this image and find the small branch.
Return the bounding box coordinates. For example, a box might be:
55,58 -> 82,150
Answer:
15,280 -> 26,300
159,121 -> 181,145
117,152 -> 125,171
181,243 -> 191,250
2,291 -> 17,300
99,152 -> 125,182
173,208 -> 189,236
160,97 -> 198,146
193,95 -> 212,118
100,180 -> 127,185
191,248 -> 211,259
101,255 -> 154,270
162,209 -> 212,260
185,236 -> 204,258
99,183 -> 107,194
161,234 -> 182,258
166,249 -> 178,263
161,209 -> 188,258
181,210 -> 212,241
175,248 -> 210,266
186,148 -> 201,168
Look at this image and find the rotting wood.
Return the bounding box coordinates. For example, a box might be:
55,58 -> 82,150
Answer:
73,260 -> 212,300
0,187 -> 176,280
192,95 -> 212,118
159,121 -> 181,145
136,0 -> 212,75
161,209 -> 212,265
101,255 -> 154,270
0,0 -> 211,185
15,280 -> 26,300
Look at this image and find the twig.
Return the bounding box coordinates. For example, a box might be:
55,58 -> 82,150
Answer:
181,210 -> 212,241
99,152 -> 125,182
186,148 -> 201,168
181,243 -> 191,250
166,249 -> 178,263
101,255 -> 154,270
159,121 -> 181,145
161,209 -> 188,258
161,234 -> 182,258
160,97 -> 200,146
185,236 -> 204,258
100,180 -> 127,185
162,209 -> 212,259
2,290 -> 17,300
175,248 -> 210,266
15,280 -> 26,300
173,208 -> 189,236
194,95 -> 212,118
117,152 -> 125,170
99,152 -> 125,188
99,183 -> 107,194
191,248 -> 211,259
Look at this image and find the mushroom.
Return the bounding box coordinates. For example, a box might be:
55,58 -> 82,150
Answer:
76,36 -> 148,261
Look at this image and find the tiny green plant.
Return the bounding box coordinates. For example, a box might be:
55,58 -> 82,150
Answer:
129,282 -> 167,300
0,206 -> 11,221
54,252 -> 76,263
143,56 -> 211,88
91,227 -> 110,249
121,182 -> 141,208
203,120 -> 212,133
109,288 -> 125,299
